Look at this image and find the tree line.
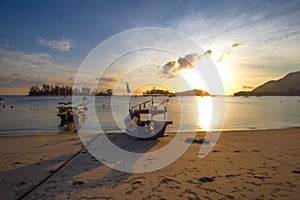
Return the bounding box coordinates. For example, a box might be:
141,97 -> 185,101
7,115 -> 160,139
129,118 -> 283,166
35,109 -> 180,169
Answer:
28,84 -> 113,96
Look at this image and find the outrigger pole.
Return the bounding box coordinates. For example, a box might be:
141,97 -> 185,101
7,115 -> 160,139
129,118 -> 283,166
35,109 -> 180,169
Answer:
131,97 -> 154,110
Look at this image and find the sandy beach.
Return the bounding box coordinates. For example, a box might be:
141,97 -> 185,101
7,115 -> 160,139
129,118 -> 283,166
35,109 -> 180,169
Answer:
0,128 -> 299,200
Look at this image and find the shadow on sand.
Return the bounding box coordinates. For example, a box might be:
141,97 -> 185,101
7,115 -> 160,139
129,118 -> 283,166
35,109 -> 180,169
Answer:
0,132 -> 163,199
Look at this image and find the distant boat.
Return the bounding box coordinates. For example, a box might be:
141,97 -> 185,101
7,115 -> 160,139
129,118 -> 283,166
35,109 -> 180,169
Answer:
124,97 -> 173,139
57,99 -> 88,132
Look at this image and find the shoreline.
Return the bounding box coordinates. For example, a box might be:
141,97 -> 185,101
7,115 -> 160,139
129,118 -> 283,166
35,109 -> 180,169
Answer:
1,126 -> 300,136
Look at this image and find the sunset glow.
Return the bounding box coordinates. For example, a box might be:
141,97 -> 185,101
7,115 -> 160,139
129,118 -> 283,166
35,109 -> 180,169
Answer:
179,69 -> 208,92
0,1 -> 299,95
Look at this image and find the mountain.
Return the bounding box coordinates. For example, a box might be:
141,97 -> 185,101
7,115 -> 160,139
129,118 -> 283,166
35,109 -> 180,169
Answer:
175,89 -> 210,96
234,71 -> 300,96
253,71 -> 300,92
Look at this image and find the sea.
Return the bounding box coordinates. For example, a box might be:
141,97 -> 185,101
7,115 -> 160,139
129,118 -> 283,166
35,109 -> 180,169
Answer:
0,95 -> 299,135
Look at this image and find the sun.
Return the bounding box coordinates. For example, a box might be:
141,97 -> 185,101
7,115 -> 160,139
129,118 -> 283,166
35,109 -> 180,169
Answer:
179,68 -> 208,91
178,63 -> 231,95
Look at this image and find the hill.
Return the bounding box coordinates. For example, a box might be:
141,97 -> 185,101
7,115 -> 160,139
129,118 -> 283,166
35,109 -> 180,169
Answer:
175,89 -> 210,96
234,71 -> 300,96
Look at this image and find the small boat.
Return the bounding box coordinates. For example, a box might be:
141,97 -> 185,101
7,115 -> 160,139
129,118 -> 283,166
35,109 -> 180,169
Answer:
57,99 -> 87,132
123,98 -> 173,139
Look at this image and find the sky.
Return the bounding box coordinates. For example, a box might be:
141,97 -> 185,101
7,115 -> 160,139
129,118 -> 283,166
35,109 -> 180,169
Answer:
0,0 -> 300,95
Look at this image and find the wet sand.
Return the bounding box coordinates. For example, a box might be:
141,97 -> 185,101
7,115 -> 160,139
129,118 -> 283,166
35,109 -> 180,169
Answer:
0,128 -> 299,199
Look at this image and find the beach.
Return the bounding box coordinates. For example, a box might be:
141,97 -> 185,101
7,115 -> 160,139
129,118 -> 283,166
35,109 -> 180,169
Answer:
0,128 -> 299,200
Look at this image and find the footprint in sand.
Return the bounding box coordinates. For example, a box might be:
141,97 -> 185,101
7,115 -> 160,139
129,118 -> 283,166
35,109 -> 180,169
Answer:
199,176 -> 215,183
253,175 -> 266,180
225,174 -> 237,178
160,177 -> 180,184
72,181 -> 84,186
291,170 -> 300,174
132,180 -> 143,186
16,181 -> 27,187
160,177 -> 181,190
126,177 -> 146,194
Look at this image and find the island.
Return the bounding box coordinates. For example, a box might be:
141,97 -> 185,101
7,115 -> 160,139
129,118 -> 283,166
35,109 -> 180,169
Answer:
175,89 -> 210,96
142,87 -> 210,97
142,87 -> 175,97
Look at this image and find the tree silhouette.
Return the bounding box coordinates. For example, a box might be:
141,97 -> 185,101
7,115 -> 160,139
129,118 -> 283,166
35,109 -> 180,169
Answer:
29,84 -> 113,96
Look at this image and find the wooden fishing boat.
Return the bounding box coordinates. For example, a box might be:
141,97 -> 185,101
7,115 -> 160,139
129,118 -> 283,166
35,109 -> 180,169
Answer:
57,100 -> 87,132
124,98 -> 173,139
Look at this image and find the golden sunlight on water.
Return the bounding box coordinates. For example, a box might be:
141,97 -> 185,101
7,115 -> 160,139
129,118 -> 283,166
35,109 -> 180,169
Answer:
197,97 -> 213,131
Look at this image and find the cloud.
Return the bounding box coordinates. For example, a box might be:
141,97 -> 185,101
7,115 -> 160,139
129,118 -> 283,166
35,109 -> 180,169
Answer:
0,72 -> 51,87
217,52 -> 230,63
160,61 -> 178,78
0,48 -> 52,68
216,43 -> 239,63
172,1 -> 300,67
96,76 -> 116,82
217,54 -> 225,63
177,53 -> 199,69
232,43 -> 242,48
38,37 -> 74,52
0,48 -> 76,88
205,50 -> 212,56
160,50 -> 212,78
